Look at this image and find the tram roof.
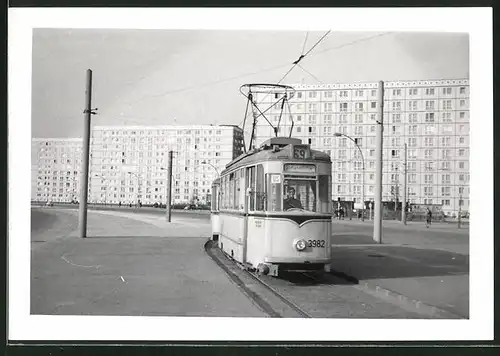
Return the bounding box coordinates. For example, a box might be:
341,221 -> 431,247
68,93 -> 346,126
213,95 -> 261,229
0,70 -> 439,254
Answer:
221,136 -> 331,175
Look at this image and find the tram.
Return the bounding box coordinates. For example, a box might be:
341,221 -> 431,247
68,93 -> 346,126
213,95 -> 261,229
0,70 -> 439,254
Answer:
210,137 -> 332,277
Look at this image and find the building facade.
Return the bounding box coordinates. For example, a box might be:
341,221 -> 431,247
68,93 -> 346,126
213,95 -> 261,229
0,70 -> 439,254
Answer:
31,138 -> 83,203
88,124 -> 244,205
253,79 -> 470,215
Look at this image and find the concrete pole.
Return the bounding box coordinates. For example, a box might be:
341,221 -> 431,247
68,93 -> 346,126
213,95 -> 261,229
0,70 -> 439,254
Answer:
78,69 -> 92,238
358,144 -> 365,222
402,143 -> 407,225
373,80 -> 384,243
165,151 -> 173,222
458,188 -> 462,229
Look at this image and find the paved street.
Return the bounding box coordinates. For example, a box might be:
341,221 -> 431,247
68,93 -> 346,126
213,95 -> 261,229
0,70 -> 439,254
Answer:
329,220 -> 469,318
31,207 -> 266,317
31,207 -> 469,318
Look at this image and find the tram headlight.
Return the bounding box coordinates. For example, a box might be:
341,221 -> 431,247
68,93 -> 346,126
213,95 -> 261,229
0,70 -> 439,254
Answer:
294,239 -> 307,251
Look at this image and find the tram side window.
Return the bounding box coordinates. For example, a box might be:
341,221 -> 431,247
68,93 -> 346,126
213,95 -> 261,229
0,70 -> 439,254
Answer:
266,174 -> 282,212
228,172 -> 235,210
246,166 -> 255,211
222,176 -> 229,209
238,168 -> 245,210
318,175 -> 331,213
255,165 -> 266,211
211,185 -> 218,211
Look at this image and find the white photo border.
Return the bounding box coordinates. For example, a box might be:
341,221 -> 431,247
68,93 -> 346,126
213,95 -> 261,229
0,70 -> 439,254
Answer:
8,7 -> 493,341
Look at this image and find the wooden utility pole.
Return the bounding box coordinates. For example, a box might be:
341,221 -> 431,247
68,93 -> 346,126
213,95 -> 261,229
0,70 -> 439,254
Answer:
78,69 -> 93,238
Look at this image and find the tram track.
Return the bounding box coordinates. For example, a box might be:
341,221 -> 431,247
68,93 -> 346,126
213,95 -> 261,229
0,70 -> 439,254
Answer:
245,269 -> 312,318
205,239 -> 459,319
204,240 -> 311,318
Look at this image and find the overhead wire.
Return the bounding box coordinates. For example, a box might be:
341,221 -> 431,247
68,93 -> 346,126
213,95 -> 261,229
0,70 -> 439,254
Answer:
117,31 -> 392,136
301,32 -> 309,55
297,64 -> 324,84
244,30 -> 331,142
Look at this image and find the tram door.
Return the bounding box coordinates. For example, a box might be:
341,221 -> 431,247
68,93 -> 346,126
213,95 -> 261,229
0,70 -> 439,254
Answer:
242,166 -> 255,264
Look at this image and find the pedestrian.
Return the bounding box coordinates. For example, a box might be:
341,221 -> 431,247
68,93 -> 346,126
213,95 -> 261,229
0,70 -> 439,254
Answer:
426,207 -> 432,228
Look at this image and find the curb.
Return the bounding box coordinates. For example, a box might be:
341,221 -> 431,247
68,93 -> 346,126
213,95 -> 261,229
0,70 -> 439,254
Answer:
329,269 -> 466,319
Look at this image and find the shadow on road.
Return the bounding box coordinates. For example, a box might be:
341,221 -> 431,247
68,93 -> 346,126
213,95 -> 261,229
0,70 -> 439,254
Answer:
330,245 -> 468,281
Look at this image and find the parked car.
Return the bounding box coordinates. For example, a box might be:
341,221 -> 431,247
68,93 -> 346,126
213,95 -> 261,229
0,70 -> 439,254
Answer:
46,201 -> 53,206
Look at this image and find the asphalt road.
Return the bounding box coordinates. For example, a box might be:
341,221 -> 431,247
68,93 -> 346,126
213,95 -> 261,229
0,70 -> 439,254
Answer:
31,207 -> 469,318
30,208 -> 266,317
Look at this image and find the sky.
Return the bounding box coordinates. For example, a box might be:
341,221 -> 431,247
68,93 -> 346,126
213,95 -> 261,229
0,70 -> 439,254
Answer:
31,29 -> 469,139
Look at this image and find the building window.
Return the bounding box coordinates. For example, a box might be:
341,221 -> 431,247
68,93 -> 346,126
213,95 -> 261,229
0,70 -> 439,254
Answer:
408,113 -> 418,123
371,102 -> 376,109
339,102 -> 348,112
442,100 -> 452,110
460,87 -> 466,94
392,101 -> 402,111
425,101 -> 435,110
392,114 -> 401,123
425,88 -> 435,95
440,136 -> 451,147
442,112 -> 452,122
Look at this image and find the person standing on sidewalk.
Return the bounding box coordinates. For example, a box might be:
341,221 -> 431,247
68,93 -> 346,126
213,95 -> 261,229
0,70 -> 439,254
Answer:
426,207 -> 432,228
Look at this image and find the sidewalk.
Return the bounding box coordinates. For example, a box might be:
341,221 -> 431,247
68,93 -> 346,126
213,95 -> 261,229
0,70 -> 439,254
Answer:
328,224 -> 469,318
31,209 -> 266,317
332,217 -> 469,233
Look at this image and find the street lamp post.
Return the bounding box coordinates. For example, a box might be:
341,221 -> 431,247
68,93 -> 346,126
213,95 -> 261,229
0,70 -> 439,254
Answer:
201,160 -> 220,178
202,160 -> 221,203
160,150 -> 174,222
334,133 -> 365,221
94,174 -> 107,205
127,172 -> 140,207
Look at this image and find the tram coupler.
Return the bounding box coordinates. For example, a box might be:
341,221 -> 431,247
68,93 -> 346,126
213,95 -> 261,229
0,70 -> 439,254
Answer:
257,263 -> 279,277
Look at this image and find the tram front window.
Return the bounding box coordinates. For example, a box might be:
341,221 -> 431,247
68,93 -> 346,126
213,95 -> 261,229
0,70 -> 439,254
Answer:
283,179 -> 316,212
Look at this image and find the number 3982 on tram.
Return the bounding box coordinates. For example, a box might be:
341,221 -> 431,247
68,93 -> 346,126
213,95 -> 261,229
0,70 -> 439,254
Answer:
210,137 -> 332,277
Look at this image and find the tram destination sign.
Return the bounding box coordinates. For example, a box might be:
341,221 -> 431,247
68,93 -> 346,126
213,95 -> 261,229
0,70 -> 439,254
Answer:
292,145 -> 311,159
284,164 -> 316,173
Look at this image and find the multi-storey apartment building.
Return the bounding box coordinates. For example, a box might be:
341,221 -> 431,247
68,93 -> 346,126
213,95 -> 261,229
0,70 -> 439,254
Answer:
253,79 -> 470,214
31,138 -> 83,202
88,124 -> 244,205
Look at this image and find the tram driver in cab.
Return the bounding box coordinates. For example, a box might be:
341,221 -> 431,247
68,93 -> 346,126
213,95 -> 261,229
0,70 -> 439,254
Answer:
283,187 -> 303,210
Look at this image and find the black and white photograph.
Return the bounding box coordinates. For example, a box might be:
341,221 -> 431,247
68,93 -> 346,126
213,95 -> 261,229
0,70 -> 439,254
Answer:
8,7 -> 493,342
